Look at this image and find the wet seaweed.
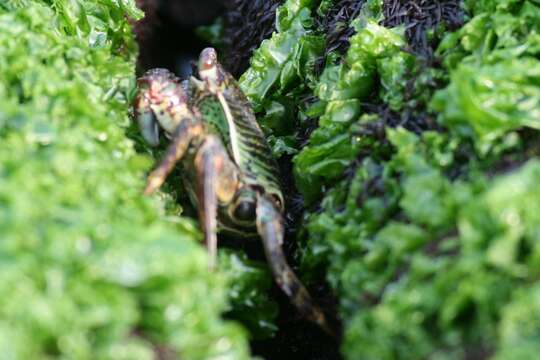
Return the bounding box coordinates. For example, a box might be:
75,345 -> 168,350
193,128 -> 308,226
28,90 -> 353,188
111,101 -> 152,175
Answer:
368,0 -> 465,138
311,0 -> 465,145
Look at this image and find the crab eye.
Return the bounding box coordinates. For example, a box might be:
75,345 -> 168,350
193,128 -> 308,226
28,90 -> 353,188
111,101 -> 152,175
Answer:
233,200 -> 256,222
199,48 -> 218,70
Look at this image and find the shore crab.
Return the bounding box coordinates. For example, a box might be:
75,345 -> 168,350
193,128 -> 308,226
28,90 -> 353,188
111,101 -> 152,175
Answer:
134,48 -> 331,334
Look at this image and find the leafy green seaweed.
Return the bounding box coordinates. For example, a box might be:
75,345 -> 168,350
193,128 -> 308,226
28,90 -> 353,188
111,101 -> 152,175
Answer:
433,0 -> 540,153
238,0 -> 540,358
294,19 -> 411,203
238,0 -> 325,156
240,0 -> 321,111
219,250 -> 279,340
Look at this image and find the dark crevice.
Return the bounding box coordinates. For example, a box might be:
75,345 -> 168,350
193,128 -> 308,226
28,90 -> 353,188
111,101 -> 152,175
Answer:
381,0 -> 465,60
220,0 -> 282,77
314,0 -> 367,73
133,0 -> 221,76
296,94 -> 321,148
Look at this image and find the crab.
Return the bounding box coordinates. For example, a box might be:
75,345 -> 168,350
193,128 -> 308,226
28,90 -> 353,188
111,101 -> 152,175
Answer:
134,48 -> 332,334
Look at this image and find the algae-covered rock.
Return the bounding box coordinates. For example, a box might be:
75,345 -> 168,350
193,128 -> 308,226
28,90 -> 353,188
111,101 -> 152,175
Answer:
230,0 -> 540,358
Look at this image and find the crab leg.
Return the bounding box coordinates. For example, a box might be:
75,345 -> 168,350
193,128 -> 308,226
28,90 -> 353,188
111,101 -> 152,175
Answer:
194,136 -> 239,269
256,194 -> 334,335
144,120 -> 204,195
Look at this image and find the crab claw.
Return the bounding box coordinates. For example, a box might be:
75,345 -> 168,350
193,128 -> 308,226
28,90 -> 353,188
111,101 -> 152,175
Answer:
137,108 -> 160,147
134,83 -> 160,147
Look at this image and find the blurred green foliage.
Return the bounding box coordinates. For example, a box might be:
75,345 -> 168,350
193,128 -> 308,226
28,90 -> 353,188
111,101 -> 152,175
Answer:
0,1 -> 255,358
219,250 -> 278,340
432,0 -> 540,154
238,0 -> 540,358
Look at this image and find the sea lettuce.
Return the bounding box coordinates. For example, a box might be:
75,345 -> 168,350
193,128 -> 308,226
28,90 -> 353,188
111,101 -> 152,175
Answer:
433,0 -> 540,152
240,0 -> 322,111
239,0 -> 325,153
294,19 -> 411,203
290,0 -> 540,358
432,58 -> 540,152
219,250 -> 278,340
